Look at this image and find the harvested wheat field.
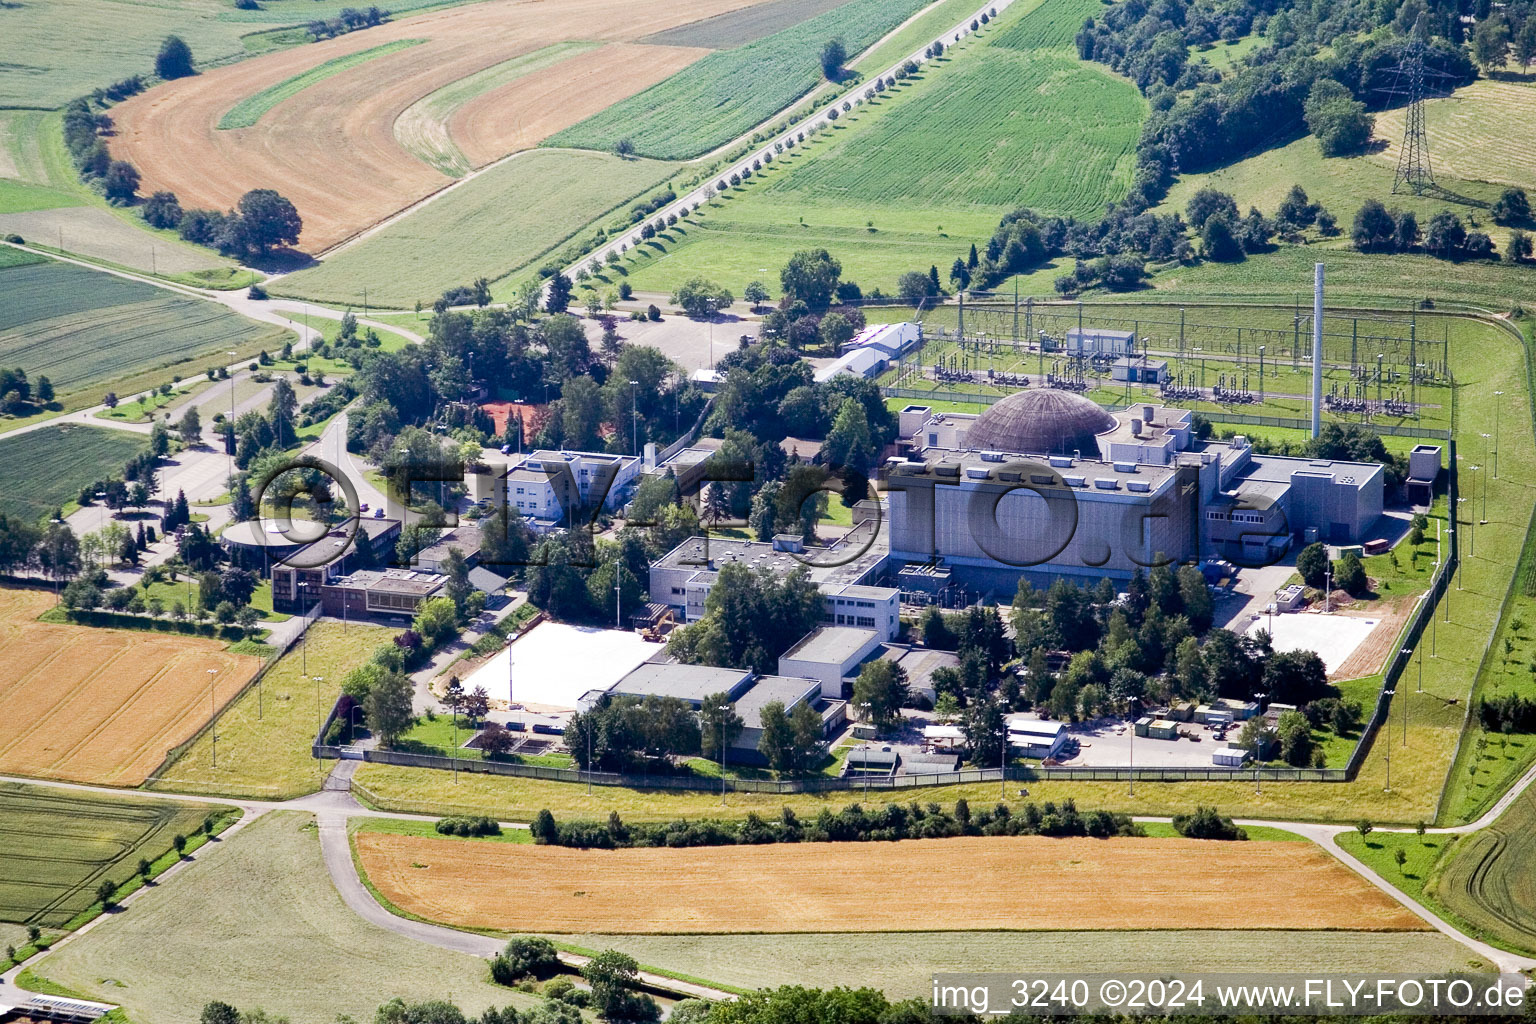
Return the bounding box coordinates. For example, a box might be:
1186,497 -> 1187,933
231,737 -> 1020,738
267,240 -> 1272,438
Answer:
110,0 -> 754,252
0,587 -> 251,786
356,833 -> 1430,934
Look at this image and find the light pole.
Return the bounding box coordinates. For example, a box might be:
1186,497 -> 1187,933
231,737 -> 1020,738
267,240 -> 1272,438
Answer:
629,379 -> 639,456
715,705 -> 729,805
311,673 -> 324,735
1493,390 -> 1503,478
1460,492 -> 1475,558
1382,689 -> 1395,792
586,717 -> 593,795
1478,435 -> 1490,524
1128,710 -> 1135,798
1257,345 -> 1265,402
857,702 -> 873,801
298,581 -> 310,676
208,668 -> 219,767
1252,692 -> 1267,795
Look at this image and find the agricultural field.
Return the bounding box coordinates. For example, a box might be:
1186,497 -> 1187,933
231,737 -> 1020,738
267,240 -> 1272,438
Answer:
0,259 -> 289,406
393,40 -> 602,176
0,208 -> 224,274
33,812 -> 541,1024
217,39 -> 428,130
1431,787 -> 1536,954
0,0 -> 503,107
545,0 -> 934,160
149,622 -> 398,800
0,425 -> 147,524
0,781 -> 219,928
619,0 -> 1144,294
356,832 -> 1426,933
640,0 -> 854,49
0,586 -> 254,787
546,931 -> 1488,996
110,0 -> 759,252
271,150 -> 676,307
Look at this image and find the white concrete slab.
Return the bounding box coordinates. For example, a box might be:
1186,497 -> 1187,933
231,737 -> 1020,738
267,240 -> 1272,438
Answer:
460,620 -> 660,710
1247,610 -> 1378,674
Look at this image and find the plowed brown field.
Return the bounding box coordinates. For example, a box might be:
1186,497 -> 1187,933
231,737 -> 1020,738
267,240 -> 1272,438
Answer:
0,587 -> 250,786
110,0 -> 757,252
355,832 -> 1430,934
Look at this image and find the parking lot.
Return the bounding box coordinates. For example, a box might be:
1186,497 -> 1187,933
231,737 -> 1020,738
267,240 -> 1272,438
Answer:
1061,717 -> 1233,768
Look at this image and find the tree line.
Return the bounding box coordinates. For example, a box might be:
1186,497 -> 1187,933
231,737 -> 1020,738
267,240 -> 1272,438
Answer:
528,797 -> 1141,850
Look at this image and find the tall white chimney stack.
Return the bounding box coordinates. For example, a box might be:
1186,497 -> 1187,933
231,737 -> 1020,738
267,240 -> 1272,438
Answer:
1312,262 -> 1324,439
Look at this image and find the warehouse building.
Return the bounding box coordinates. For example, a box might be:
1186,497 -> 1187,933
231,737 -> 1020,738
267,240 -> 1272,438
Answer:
649,532 -> 899,639
778,626 -> 885,699
1005,716 -> 1069,759
729,674 -> 845,765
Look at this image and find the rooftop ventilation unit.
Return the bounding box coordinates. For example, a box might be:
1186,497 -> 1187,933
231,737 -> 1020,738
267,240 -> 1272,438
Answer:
1094,478 -> 1120,490
965,467 -> 990,479
1064,475 -> 1086,487
1049,456 -> 1074,468
935,463 -> 961,477
1114,462 -> 1137,473
980,451 -> 1005,462
1127,480 -> 1151,493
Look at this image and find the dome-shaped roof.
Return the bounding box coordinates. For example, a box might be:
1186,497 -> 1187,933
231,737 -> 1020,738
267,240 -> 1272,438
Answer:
966,389 -> 1116,457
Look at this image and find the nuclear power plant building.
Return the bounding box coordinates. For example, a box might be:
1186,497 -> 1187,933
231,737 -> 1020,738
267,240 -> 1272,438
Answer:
883,391 -> 1384,584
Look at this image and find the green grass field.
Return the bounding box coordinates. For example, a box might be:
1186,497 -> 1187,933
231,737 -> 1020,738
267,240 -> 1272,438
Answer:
33,812 -> 540,1024
540,930 -> 1487,995
149,623 -> 397,800
545,0 -> 932,160
0,782 -> 219,928
1371,77 -> 1536,195
1431,785 -> 1536,955
393,40 -> 600,176
1158,134 -> 1521,255
0,425 -> 148,524
0,259 -> 291,405
271,150 -> 678,307
0,179 -> 79,216
618,0 -> 1143,295
217,38 -> 426,130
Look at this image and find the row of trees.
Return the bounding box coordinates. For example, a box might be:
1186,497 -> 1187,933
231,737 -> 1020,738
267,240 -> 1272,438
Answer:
1351,200 -> 1505,261
146,187 -> 303,260
530,797 -> 1139,849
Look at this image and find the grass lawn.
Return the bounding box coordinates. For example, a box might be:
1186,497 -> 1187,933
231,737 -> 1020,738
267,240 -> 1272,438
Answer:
0,781 -> 229,928
353,816 -> 532,845
32,812 -> 540,1024
94,379 -> 216,424
1137,821 -> 1306,841
148,622 -> 396,800
0,425 -> 148,524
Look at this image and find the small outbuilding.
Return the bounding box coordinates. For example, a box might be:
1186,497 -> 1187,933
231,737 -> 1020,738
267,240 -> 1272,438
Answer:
1212,746 -> 1252,768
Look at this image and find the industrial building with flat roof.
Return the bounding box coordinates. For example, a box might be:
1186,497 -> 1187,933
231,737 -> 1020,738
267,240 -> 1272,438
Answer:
604,663 -> 753,707
649,530 -> 899,640
887,394 -> 1386,580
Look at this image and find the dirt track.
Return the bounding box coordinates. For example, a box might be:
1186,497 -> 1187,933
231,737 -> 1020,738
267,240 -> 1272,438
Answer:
356,832 -> 1431,934
110,0 -> 755,251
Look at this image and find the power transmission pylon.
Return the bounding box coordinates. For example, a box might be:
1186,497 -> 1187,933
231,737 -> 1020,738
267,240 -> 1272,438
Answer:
1378,17 -> 1453,196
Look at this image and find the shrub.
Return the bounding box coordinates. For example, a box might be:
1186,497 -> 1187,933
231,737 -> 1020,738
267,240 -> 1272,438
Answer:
434,815 -> 501,837
1171,806 -> 1247,840
491,936 -> 562,985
